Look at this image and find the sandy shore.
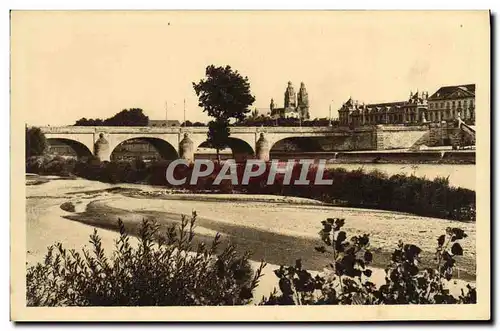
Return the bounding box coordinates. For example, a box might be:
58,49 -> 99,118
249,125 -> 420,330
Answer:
26,175 -> 476,302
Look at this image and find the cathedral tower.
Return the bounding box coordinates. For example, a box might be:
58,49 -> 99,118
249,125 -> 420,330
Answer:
284,81 -> 297,109
297,82 -> 310,120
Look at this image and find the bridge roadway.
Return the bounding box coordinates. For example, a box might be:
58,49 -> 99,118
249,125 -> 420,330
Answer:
40,125 -> 366,162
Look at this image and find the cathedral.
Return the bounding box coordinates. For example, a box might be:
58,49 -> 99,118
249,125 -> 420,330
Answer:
270,81 -> 310,120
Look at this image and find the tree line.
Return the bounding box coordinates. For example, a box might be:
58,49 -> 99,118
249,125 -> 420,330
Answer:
74,108 -> 149,126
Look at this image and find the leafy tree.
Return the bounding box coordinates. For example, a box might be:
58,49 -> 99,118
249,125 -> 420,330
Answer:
193,65 -> 255,162
104,108 -> 149,126
74,118 -> 104,126
25,126 -> 48,158
74,109 -> 149,126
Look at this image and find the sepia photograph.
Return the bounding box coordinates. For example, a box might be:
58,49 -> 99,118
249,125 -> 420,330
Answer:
10,10 -> 491,321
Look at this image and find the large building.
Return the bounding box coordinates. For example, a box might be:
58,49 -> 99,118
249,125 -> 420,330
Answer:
270,81 -> 310,120
338,84 -> 476,127
338,91 -> 429,126
427,84 -> 475,123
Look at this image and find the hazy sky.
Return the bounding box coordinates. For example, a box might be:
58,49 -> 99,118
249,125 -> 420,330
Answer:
12,11 -> 488,126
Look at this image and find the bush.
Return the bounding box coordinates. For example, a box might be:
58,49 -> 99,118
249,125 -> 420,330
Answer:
60,202 -> 76,212
261,218 -> 476,305
26,212 -> 266,306
27,212 -> 476,306
26,155 -> 76,177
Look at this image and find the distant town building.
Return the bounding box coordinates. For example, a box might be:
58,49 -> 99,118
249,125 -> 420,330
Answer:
338,84 -> 476,127
269,81 -> 310,120
427,84 -> 475,123
148,119 -> 181,127
338,91 -> 429,127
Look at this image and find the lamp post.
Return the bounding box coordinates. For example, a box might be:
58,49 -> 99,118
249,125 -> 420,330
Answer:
329,100 -> 333,127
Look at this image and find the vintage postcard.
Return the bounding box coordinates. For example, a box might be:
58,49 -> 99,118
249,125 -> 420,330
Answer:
10,10 -> 490,321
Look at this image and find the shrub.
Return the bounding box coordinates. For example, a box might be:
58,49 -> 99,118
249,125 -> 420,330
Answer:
26,212 -> 266,306
60,202 -> 76,212
26,155 -> 76,177
261,218 -> 476,305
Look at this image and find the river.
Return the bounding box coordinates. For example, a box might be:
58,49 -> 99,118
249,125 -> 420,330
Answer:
328,163 -> 475,191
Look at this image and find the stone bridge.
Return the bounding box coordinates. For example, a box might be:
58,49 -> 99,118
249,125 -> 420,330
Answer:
40,125 -> 361,162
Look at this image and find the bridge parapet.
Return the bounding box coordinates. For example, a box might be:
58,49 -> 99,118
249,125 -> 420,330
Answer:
40,125 -> 358,135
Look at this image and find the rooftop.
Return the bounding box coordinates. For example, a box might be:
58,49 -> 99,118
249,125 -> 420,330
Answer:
428,84 -> 475,100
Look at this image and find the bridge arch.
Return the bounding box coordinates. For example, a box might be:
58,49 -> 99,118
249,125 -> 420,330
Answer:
269,136 -> 327,159
47,138 -> 93,159
110,137 -> 179,161
195,137 -> 255,162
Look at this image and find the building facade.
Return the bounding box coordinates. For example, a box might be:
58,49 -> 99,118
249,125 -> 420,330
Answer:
427,84 -> 475,124
338,91 -> 429,127
270,81 -> 310,120
338,84 -> 476,127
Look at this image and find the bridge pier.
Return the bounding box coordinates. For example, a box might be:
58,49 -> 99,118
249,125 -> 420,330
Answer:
179,133 -> 194,164
255,133 -> 270,161
94,133 -> 111,162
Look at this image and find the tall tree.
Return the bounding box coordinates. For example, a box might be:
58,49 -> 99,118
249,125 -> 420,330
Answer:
26,126 -> 48,158
192,65 -> 255,162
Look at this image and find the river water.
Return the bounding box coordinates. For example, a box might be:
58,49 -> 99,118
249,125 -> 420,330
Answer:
328,163 -> 475,191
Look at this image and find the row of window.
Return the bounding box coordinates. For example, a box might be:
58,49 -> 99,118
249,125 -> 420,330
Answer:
341,108 -> 475,124
429,99 -> 474,109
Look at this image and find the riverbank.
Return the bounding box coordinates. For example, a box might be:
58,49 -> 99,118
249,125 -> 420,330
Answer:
27,155 -> 476,222
272,150 -> 475,165
26,176 -> 477,280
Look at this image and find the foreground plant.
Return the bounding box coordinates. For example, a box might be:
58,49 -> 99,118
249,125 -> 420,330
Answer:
26,212 -> 266,306
261,218 -> 476,305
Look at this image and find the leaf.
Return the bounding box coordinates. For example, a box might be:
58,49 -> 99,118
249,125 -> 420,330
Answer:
295,259 -> 302,270
437,235 -> 446,247
451,243 -> 463,256
364,250 -> 373,263
450,228 -> 467,241
279,278 -> 293,296
322,222 -> 332,233
334,219 -> 345,231
363,269 -> 372,277
336,231 -> 347,244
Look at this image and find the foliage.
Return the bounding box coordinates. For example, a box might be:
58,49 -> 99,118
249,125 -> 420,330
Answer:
181,121 -> 206,127
75,108 -> 149,126
26,126 -> 48,158
193,65 -> 255,160
27,212 -> 266,306
261,218 -> 476,305
26,155 -> 76,177
26,212 -> 476,306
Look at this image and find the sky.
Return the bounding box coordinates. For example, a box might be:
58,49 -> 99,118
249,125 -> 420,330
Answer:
11,11 -> 489,126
